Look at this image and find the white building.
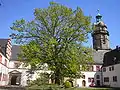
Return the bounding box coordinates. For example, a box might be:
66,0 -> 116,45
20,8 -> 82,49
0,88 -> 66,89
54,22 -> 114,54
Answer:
102,64 -> 119,87
0,39 -> 11,86
102,46 -> 120,87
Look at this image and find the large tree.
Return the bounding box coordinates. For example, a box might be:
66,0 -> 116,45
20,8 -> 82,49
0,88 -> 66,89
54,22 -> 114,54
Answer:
10,2 -> 93,85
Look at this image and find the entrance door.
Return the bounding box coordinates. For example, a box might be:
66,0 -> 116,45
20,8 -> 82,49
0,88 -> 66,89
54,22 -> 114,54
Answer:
11,76 -> 17,85
82,80 -> 86,87
9,70 -> 21,85
69,81 -> 73,87
96,80 -> 100,86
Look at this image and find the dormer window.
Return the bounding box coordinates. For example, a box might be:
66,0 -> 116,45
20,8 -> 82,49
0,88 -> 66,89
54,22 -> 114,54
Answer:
113,57 -> 116,61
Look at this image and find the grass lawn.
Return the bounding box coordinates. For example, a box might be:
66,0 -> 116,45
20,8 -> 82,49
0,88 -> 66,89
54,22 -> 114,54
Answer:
75,88 -> 112,90
71,87 -> 120,90
27,87 -> 120,90
26,85 -> 120,90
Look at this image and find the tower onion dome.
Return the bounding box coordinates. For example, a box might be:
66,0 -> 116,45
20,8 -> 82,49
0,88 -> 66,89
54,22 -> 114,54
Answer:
95,10 -> 107,29
96,9 -> 102,23
92,10 -> 109,36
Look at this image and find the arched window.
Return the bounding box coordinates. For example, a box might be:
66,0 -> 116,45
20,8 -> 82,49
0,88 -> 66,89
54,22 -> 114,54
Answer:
82,75 -> 85,79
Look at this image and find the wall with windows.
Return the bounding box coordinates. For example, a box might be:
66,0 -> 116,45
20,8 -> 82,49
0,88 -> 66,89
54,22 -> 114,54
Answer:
76,71 -> 102,87
76,64 -> 102,87
0,53 -> 9,86
102,64 -> 120,87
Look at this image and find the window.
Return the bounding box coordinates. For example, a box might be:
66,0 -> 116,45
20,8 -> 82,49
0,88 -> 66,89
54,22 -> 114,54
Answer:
113,76 -> 117,82
113,57 -> 116,61
103,67 -> 106,72
112,66 -> 114,71
2,74 -> 5,81
96,75 -> 100,79
102,35 -> 106,44
14,62 -> 20,68
82,75 -> 85,79
96,66 -> 100,71
2,74 -> 7,81
104,77 -> 109,82
109,66 -> 114,71
86,65 -> 94,71
91,78 -> 94,83
89,66 -> 94,71
109,67 -> 111,71
0,55 -> 2,63
0,73 -> 2,81
88,78 -> 91,82
88,78 -> 94,83
5,59 -> 7,66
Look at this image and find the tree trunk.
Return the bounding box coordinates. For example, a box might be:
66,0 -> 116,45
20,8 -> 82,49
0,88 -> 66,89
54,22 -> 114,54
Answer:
54,69 -> 61,85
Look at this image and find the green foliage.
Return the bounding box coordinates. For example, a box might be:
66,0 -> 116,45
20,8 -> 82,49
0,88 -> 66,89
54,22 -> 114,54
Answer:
64,81 -> 72,88
10,2 -> 93,85
28,72 -> 50,86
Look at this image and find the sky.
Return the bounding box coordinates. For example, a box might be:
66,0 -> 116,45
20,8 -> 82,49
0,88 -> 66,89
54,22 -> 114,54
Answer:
0,0 -> 120,48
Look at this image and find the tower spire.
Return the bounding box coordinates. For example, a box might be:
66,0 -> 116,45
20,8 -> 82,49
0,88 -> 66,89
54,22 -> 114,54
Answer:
96,9 -> 102,23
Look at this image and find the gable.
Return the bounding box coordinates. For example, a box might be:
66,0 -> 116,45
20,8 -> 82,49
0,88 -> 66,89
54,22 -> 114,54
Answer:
9,70 -> 21,74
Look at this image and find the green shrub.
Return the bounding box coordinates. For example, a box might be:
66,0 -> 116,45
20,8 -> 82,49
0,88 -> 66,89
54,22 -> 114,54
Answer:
27,84 -> 63,90
27,72 -> 50,86
64,81 -> 72,88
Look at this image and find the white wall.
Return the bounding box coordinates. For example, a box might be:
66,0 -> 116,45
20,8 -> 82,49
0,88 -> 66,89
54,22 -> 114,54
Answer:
103,64 -> 120,87
9,61 -> 31,69
9,62 -> 103,87
76,71 -> 102,87
0,53 -> 9,86
9,68 -> 51,86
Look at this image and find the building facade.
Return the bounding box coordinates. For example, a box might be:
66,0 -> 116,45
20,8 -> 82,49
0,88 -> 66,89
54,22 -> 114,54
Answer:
102,46 -> 120,87
0,39 -> 11,86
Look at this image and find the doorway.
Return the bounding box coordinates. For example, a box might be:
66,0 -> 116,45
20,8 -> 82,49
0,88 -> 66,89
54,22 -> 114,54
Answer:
9,70 -> 21,85
82,80 -> 86,87
96,80 -> 100,86
11,76 -> 17,85
69,81 -> 73,87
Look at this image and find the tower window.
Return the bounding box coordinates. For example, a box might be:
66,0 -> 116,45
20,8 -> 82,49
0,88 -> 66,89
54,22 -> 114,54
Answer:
103,36 -> 106,44
103,39 -> 106,44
